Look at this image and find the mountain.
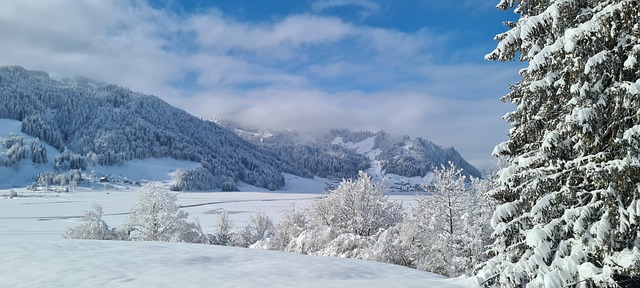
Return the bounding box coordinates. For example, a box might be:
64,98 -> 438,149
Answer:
218,121 -> 482,191
0,66 -> 286,191
0,65 -> 481,192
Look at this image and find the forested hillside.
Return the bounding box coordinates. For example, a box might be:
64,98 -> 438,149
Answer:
220,121 -> 482,180
0,66 -> 285,190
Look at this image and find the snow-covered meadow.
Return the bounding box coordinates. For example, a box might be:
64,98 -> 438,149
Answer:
0,174 -> 474,287
0,116 -> 480,287
1,239 -> 468,288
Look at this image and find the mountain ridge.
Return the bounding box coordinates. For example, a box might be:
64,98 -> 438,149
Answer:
0,65 -> 286,190
0,65 -> 482,191
217,120 -> 483,190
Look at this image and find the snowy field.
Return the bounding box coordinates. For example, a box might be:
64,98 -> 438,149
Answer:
0,178 -> 474,288
0,116 -> 470,288
1,239 -> 469,288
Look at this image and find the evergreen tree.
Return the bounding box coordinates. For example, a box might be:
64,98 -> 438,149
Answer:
478,1 -> 640,287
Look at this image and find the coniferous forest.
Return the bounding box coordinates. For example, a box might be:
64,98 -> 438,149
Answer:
0,65 -> 480,191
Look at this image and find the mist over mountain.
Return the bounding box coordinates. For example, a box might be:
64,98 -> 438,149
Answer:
217,120 -> 483,184
0,66 -> 480,191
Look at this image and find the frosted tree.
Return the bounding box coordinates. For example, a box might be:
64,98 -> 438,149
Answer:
279,172 -> 402,256
478,1 -> 640,287
240,210 -> 274,247
310,171 -> 403,237
275,204 -> 309,250
64,203 -> 122,240
401,163 -> 491,277
125,182 -> 190,242
214,209 -> 235,246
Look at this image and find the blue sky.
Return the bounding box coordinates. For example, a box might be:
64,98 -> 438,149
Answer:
0,0 -> 522,168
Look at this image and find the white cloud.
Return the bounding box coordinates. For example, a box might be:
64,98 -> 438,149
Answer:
189,12 -> 354,54
0,0 -> 516,168
312,0 -> 381,19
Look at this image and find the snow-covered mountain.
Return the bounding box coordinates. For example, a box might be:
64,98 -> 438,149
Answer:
0,66 -> 287,191
218,121 -> 482,191
0,65 -> 480,192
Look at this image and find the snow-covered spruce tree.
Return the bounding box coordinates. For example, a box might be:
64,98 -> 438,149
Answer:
478,1 -> 640,287
125,182 -> 191,242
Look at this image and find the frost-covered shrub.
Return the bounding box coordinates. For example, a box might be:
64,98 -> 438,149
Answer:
64,203 -> 123,240
213,209 -> 235,246
310,171 -> 403,237
184,218 -> 214,245
285,226 -> 340,255
400,163 -> 492,277
366,223 -> 415,267
273,172 -> 404,260
316,233 -> 374,258
125,182 -> 191,242
274,205 -> 309,250
238,210 -> 274,247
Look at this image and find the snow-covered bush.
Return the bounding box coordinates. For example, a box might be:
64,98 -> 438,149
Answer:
284,226 -> 340,255
64,203 -> 123,240
400,163 -> 492,277
125,182 -> 191,242
184,218 -> 214,245
310,171 -> 403,237
238,210 -> 274,247
366,223 -> 415,267
273,172 -> 404,259
274,204 -> 309,250
213,209 -> 235,246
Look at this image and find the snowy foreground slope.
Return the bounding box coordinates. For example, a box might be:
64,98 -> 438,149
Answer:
1,239 -> 471,288
0,186 -> 475,288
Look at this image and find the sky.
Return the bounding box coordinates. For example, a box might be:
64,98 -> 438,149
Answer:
0,0 -> 523,169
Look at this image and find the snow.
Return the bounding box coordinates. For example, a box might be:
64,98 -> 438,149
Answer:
584,51 -> 610,74
91,158 -> 201,183
0,121 -> 471,287
0,118 -> 202,188
0,239 -> 469,288
0,185 -> 469,288
332,136 -> 433,191
0,118 -> 24,137
624,54 -> 637,69
0,119 -> 61,188
333,136 -> 384,177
